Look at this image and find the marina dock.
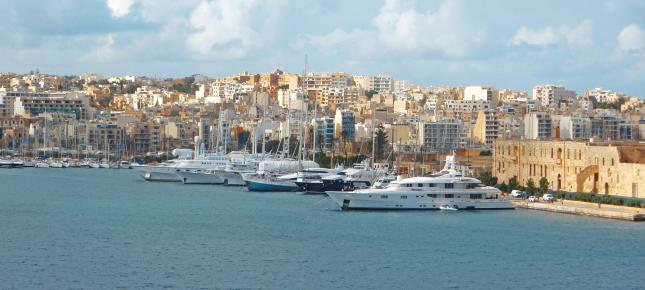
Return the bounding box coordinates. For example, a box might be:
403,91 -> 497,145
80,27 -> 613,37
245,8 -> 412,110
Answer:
511,199 -> 645,221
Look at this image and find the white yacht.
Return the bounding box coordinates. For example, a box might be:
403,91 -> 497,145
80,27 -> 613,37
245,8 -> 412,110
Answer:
136,137 -> 230,182
175,151 -> 262,185
326,154 -> 513,211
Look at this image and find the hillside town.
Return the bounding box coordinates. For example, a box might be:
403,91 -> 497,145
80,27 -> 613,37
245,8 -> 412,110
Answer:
1,70 -> 644,199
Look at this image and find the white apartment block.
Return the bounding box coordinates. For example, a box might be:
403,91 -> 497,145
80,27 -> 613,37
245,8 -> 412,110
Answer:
417,121 -> 462,151
354,75 -> 393,93
585,88 -> 624,103
442,99 -> 490,113
334,109 -> 356,141
558,116 -> 591,140
524,112 -> 552,139
463,86 -> 497,105
532,84 -> 576,107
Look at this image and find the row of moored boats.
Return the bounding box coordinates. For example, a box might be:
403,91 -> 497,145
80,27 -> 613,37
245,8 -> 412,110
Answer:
135,146 -> 514,211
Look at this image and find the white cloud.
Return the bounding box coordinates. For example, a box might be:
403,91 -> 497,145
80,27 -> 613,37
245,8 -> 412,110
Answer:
306,0 -> 482,59
186,0 -> 259,58
511,20 -> 593,48
372,0 -> 476,57
561,20 -> 593,48
106,0 -> 135,17
618,24 -> 645,52
511,26 -> 558,46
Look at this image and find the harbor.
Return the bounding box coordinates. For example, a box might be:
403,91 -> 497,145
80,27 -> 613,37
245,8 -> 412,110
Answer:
2,167 -> 645,289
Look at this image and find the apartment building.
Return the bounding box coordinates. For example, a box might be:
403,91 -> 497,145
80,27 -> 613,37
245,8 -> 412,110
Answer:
524,112 -> 552,139
532,85 -> 576,107
334,109 -> 356,142
418,121 -> 461,151
472,110 -> 499,146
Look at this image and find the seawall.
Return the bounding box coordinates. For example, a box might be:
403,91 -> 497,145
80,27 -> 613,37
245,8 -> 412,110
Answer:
510,200 -> 645,221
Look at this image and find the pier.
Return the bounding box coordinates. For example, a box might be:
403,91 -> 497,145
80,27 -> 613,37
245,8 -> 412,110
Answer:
510,199 -> 645,221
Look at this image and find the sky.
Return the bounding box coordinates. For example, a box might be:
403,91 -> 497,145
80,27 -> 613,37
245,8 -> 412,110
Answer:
1,0 -> 644,96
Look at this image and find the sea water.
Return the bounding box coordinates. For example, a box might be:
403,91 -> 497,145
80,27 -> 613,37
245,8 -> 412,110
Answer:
1,168 -> 644,289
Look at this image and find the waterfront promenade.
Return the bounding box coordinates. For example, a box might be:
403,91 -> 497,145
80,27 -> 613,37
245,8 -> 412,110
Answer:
511,199 -> 645,221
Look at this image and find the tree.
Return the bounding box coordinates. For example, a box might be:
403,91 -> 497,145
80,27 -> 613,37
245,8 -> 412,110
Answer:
526,178 -> 537,195
479,150 -> 492,156
508,176 -> 520,191
539,177 -> 549,195
374,125 -> 388,161
479,171 -> 498,187
498,182 -> 508,192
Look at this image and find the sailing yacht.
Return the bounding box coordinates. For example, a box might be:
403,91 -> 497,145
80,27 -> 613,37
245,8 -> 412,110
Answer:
326,154 -> 513,210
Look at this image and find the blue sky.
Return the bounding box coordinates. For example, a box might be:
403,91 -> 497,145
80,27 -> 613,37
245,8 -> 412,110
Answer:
1,0 -> 644,96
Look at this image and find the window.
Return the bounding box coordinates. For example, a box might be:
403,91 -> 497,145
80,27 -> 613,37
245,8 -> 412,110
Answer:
470,194 -> 482,199
428,183 -> 436,187
444,184 -> 454,189
445,194 -> 454,198
427,194 -> 437,198
417,183 -> 423,187
466,183 -> 476,189
380,195 -> 388,199
400,195 -> 408,199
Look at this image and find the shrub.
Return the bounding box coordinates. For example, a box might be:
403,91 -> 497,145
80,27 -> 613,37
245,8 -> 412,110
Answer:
625,199 -> 642,208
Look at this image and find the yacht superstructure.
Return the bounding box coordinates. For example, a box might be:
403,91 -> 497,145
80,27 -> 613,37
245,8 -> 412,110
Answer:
326,154 -> 513,210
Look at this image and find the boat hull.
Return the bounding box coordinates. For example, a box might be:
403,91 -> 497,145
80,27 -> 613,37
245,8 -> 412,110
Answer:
246,179 -> 300,192
176,171 -> 224,184
326,191 -> 515,211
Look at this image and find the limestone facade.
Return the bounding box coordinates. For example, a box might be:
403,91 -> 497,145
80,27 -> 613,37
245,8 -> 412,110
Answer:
493,139 -> 645,198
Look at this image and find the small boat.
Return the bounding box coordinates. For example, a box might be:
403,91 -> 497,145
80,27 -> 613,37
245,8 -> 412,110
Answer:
439,205 -> 459,211
35,162 -> 50,168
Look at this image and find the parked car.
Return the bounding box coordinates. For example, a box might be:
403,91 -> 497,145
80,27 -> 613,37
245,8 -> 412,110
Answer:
528,196 -> 537,202
511,190 -> 527,198
543,193 -> 555,202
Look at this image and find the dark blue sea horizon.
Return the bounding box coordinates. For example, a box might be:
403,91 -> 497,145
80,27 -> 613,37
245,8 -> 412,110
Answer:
1,168 -> 644,289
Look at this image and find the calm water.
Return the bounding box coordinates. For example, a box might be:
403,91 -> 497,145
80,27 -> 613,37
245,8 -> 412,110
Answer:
1,168 -> 644,289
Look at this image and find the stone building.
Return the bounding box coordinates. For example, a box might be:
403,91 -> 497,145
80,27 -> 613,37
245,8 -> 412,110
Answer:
493,139 -> 645,198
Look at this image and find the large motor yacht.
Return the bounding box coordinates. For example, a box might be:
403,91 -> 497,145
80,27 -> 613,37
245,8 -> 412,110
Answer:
326,154 -> 513,211
175,151 -> 263,185
136,137 -> 228,182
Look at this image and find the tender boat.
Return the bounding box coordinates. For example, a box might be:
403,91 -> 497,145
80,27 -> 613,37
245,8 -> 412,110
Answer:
439,204 -> 459,211
326,154 -> 514,211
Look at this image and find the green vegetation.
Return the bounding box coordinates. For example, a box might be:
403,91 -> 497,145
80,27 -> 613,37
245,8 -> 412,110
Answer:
364,90 -> 378,99
479,172 -> 497,187
508,176 -> 520,192
553,191 -> 645,208
594,98 -> 626,110
171,76 -> 197,94
539,177 -> 549,195
525,178 -> 537,195
479,150 -> 492,156
497,182 -> 508,192
374,125 -> 388,162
